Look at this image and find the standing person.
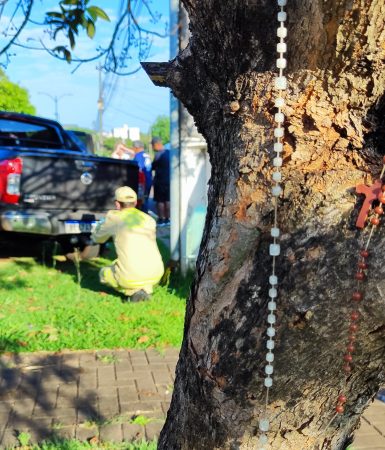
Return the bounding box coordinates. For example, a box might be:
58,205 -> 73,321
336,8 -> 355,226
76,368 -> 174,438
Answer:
91,186 -> 164,301
151,137 -> 170,227
133,140 -> 152,212
111,142 -> 134,160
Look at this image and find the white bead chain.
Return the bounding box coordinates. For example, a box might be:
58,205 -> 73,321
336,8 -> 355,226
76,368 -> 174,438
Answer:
259,1 -> 288,448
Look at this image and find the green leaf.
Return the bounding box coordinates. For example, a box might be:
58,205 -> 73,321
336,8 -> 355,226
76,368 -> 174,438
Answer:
61,0 -> 79,5
87,6 -> 110,22
64,49 -> 72,63
68,29 -> 75,50
86,19 -> 95,39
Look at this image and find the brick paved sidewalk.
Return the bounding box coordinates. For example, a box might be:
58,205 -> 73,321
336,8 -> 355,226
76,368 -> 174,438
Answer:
0,348 -> 384,449
0,348 -> 178,448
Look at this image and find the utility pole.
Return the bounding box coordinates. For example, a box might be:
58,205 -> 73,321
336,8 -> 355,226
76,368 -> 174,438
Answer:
96,63 -> 104,153
38,92 -> 72,122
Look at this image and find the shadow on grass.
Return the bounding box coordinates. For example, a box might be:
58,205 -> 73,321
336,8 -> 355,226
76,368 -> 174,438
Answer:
0,348 -> 104,448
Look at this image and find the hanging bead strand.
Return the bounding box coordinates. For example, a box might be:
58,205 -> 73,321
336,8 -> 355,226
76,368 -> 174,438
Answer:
333,156 -> 385,419
258,1 -> 288,448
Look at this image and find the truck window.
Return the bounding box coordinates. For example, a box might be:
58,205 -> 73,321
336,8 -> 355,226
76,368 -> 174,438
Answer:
0,118 -> 64,149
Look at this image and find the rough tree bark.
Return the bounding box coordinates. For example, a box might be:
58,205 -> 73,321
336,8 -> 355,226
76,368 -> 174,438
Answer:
143,1 -> 385,449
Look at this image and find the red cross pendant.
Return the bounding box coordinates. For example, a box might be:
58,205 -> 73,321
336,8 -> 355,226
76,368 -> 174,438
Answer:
355,179 -> 382,228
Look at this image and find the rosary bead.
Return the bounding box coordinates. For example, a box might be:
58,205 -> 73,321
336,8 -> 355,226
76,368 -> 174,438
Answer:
274,142 -> 283,153
343,364 -> 351,373
355,272 -> 365,281
267,313 -> 276,324
274,98 -> 285,109
338,394 -> 347,404
275,76 -> 287,90
273,156 -> 283,167
347,344 -> 355,353
275,112 -> 285,123
272,171 -> 282,182
277,27 -> 287,39
266,339 -> 275,350
276,58 -> 287,69
349,323 -> 358,332
277,42 -> 287,53
274,127 -> 284,138
265,364 -> 274,375
260,434 -> 268,446
259,418 -> 270,432
375,206 -> 384,215
348,334 -> 356,342
264,377 -> 273,388
269,244 -> 280,256
351,311 -> 360,321
344,354 -> 353,362
271,227 -> 280,238
360,249 -> 369,258
269,288 -> 277,298
268,301 -> 277,311
336,405 -> 345,414
358,262 -> 367,270
269,274 -> 278,285
371,217 -> 380,226
277,0 -> 287,6
266,352 -> 274,362
352,291 -> 363,301
277,11 -> 287,22
272,185 -> 282,196
267,327 -> 276,337
378,193 -> 385,204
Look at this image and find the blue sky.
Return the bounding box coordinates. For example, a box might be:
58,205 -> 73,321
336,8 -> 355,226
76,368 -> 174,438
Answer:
0,1 -> 170,133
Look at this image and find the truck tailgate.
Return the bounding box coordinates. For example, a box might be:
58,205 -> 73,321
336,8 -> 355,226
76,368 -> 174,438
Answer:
19,151 -> 139,212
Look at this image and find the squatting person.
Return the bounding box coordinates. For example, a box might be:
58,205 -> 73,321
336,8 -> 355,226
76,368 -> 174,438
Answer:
92,186 -> 164,301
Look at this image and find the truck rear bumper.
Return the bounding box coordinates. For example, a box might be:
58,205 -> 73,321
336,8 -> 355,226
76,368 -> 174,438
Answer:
1,210 -> 52,234
1,210 -> 100,235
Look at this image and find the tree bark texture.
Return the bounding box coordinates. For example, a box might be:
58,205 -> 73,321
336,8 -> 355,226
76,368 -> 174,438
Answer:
152,1 -> 385,449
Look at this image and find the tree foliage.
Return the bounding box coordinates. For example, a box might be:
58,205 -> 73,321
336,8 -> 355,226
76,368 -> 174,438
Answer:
0,69 -> 35,114
0,1 -> 167,75
150,114 -> 170,144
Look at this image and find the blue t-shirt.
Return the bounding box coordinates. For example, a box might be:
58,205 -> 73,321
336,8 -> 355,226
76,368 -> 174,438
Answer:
134,151 -> 152,195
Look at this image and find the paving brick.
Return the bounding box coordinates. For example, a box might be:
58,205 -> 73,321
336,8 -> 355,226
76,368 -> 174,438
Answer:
161,401 -> 171,415
99,423 -> 123,442
136,377 -> 156,392
11,398 -> 35,417
118,386 -> 139,403
122,423 -> 145,441
76,424 -> 99,441
97,366 -> 116,386
152,370 -> 173,384
51,424 -> 76,440
1,429 -> 20,448
145,421 -> 164,440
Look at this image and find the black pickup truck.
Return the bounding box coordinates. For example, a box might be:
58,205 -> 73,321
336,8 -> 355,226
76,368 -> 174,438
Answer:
0,112 -> 144,250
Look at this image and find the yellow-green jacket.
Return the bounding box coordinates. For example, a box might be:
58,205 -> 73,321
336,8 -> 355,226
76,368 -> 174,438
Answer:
92,208 -> 164,289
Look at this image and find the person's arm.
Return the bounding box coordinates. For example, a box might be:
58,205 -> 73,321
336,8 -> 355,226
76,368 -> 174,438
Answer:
91,211 -> 116,244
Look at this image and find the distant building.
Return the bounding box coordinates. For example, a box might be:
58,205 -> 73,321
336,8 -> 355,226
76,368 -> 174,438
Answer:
112,124 -> 140,141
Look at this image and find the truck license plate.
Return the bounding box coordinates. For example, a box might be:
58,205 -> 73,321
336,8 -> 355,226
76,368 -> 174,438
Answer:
64,220 -> 98,234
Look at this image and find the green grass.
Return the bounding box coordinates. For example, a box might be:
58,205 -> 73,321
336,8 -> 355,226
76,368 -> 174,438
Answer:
0,242 -> 191,353
9,437 -> 157,449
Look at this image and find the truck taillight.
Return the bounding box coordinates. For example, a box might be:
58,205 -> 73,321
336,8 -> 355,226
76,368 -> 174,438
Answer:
136,170 -> 145,207
0,158 -> 22,204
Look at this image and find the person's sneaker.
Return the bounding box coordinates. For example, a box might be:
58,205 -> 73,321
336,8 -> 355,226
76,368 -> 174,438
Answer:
157,218 -> 167,227
165,218 -> 171,226
129,290 -> 150,302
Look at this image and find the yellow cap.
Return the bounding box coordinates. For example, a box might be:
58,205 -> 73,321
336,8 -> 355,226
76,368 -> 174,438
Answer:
115,186 -> 137,203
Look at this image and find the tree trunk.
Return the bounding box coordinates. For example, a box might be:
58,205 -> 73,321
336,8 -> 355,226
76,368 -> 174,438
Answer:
144,1 -> 385,448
